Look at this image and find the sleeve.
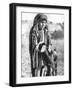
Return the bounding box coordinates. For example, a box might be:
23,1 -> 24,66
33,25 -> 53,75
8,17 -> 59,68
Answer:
32,30 -> 37,51
47,31 -> 52,47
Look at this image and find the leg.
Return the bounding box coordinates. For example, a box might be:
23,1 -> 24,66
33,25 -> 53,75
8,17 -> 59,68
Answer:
46,65 -> 51,76
55,63 -> 57,76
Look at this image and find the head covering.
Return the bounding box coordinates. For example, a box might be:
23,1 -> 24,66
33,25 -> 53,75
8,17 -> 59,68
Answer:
33,13 -> 47,25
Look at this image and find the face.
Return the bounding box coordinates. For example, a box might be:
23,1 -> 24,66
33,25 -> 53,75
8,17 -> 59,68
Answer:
38,20 -> 47,30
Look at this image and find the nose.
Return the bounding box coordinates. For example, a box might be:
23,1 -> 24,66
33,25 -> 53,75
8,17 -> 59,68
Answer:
42,22 -> 46,28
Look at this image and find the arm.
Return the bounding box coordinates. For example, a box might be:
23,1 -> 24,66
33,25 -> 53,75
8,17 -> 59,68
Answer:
32,30 -> 37,50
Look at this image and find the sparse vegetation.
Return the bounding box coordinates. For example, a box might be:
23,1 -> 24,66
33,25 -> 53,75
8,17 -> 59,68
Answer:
51,39 -> 64,75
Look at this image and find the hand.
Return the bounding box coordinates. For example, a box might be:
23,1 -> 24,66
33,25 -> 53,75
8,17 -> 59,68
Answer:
41,45 -> 46,52
36,45 -> 38,50
35,44 -> 39,50
36,42 -> 44,50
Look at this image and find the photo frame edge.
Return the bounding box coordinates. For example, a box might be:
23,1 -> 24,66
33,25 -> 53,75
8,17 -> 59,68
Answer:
9,3 -> 71,87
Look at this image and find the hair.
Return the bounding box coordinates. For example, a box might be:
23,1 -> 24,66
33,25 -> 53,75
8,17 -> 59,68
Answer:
33,13 -> 47,26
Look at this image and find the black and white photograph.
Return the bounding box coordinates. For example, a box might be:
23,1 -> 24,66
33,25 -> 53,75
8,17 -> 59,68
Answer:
10,3 -> 71,86
21,13 -> 64,77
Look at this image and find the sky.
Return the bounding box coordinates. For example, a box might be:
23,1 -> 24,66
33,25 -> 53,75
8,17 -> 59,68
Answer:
22,12 -> 64,24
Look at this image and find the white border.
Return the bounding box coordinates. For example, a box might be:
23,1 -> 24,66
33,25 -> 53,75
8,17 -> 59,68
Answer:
16,6 -> 69,84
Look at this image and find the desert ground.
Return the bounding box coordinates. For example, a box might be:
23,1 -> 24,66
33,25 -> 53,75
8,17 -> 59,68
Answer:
51,39 -> 64,75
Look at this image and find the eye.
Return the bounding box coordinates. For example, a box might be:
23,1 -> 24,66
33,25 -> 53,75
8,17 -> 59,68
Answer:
40,22 -> 43,25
